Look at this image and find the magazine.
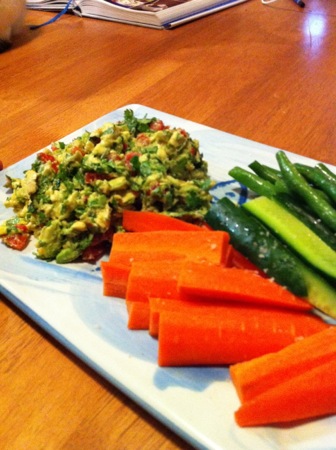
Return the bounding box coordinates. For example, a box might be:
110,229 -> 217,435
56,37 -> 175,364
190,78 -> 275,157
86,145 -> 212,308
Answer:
27,0 -> 249,29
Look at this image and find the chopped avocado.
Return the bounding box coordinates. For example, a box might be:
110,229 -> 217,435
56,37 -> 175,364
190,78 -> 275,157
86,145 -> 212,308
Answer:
1,110 -> 213,262
35,220 -> 63,260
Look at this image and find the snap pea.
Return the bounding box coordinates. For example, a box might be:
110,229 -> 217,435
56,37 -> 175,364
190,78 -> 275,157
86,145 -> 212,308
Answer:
295,163 -> 336,204
276,151 -> 336,232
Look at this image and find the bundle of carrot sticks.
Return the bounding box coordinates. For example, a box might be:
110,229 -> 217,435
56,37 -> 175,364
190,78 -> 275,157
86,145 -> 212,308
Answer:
101,210 -> 335,427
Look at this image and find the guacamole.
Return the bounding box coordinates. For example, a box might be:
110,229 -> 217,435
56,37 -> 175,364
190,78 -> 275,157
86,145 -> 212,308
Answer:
0,110 -> 213,263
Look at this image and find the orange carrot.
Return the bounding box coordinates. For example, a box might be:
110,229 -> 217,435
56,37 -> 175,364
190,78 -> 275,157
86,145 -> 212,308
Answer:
149,297 -> 192,337
149,296 -> 242,337
223,244 -> 234,267
230,326 -> 336,403
109,250 -> 185,266
157,307 -> 328,366
178,261 -> 312,311
125,261 -> 186,328
111,230 -> 230,265
234,358 -> 336,427
102,252 -> 185,298
126,260 -> 185,303
149,297 -> 172,337
126,301 -> 150,330
201,223 -> 214,231
122,210 -> 203,232
101,260 -> 130,298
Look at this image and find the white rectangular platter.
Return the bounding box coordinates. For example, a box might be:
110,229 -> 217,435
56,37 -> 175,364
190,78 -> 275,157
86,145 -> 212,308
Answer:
1,104 -> 335,450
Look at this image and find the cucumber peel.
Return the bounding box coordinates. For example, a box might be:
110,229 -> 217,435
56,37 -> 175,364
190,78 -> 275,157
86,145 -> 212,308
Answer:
300,264 -> 336,320
244,196 -> 336,279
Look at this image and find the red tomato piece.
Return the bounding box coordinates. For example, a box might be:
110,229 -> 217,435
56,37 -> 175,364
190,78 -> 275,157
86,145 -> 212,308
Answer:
15,223 -> 29,233
149,119 -> 167,131
37,152 -> 59,172
2,233 -> 30,251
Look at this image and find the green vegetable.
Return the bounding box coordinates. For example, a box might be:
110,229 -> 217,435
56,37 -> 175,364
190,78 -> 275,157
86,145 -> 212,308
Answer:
228,167 -> 277,197
244,196 -> 336,279
123,109 -> 152,135
276,151 -> 336,232
205,197 -> 336,319
248,160 -> 282,184
300,264 -> 336,319
248,160 -> 291,194
229,157 -> 336,250
275,192 -> 336,251
205,197 -> 307,297
248,160 -> 331,202
317,163 -> 336,183
295,162 -> 336,205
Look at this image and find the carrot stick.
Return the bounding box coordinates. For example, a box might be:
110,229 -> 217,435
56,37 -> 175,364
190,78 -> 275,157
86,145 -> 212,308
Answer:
101,260 -> 130,298
122,210 -> 203,232
223,244 -> 234,267
125,261 -> 185,328
126,260 -> 185,303
102,252 -> 185,297
149,297 -> 186,337
178,261 -> 312,311
157,307 -> 328,366
110,230 -> 230,265
234,358 -> 336,427
109,250 -> 185,267
149,297 -> 169,337
148,297 -> 225,337
230,326 -> 336,403
126,301 -> 150,330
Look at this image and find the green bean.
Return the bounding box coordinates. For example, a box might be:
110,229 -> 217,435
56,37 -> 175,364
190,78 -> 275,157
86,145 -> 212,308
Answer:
295,163 -> 336,204
294,163 -> 322,184
273,178 -> 291,194
316,165 -> 336,204
276,151 -> 336,232
317,163 -> 336,183
248,160 -> 291,194
228,166 -> 276,197
248,161 -> 281,184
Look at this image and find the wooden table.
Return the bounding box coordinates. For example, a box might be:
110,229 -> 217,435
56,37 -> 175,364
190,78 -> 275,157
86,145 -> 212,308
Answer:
1,1 -> 336,448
